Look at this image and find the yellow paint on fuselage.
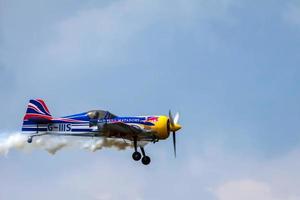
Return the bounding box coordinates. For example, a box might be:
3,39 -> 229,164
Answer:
150,116 -> 170,139
145,115 -> 182,140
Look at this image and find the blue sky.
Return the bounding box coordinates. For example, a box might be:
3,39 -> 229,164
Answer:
1,0 -> 300,199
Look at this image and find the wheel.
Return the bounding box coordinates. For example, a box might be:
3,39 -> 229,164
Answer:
132,151 -> 142,161
141,156 -> 151,165
27,137 -> 32,143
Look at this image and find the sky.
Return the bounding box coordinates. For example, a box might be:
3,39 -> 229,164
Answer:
0,0 -> 300,199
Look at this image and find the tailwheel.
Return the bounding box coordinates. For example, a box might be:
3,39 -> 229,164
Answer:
27,137 -> 33,144
132,151 -> 142,161
141,156 -> 151,165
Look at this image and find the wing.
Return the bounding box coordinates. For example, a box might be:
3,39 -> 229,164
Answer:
104,122 -> 154,140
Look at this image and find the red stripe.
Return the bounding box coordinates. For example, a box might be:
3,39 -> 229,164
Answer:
54,118 -> 85,122
24,113 -> 53,120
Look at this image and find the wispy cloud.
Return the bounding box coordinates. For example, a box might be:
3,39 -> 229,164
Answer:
211,148 -> 300,200
39,0 -> 236,68
214,180 -> 277,200
283,1 -> 300,26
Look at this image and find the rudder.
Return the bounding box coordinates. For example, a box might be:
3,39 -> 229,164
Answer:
22,99 -> 53,132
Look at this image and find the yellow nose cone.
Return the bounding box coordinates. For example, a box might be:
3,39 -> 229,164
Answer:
171,124 -> 182,132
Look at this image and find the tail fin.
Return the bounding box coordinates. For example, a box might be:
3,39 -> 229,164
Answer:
23,99 -> 53,122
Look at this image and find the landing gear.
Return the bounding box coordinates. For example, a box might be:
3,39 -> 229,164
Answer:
132,137 -> 151,165
141,156 -> 151,165
27,133 -> 48,144
27,137 -> 33,143
140,146 -> 151,165
27,124 -> 38,144
132,151 -> 142,161
132,137 -> 141,161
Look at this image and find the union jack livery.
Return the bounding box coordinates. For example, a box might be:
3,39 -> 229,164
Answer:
22,99 -> 182,165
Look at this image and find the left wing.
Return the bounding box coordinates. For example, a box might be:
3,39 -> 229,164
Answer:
102,122 -> 155,140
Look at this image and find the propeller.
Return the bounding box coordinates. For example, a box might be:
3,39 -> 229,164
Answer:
172,130 -> 176,158
169,110 -> 181,158
174,112 -> 179,124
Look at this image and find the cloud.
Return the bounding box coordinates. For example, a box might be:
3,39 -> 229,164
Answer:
283,1 -> 300,26
57,159 -> 145,200
214,180 -> 277,200
210,148 -> 300,200
213,179 -> 300,200
33,0 -> 236,68
0,0 -> 240,129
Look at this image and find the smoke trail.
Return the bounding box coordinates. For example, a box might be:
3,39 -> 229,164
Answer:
0,133 -> 27,155
82,138 -> 133,152
0,132 -> 136,156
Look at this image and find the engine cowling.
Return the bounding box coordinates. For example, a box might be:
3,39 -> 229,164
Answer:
151,116 -> 170,140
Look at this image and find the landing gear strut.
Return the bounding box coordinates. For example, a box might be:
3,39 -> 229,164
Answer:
27,124 -> 38,144
140,146 -> 151,165
27,132 -> 48,144
132,137 -> 141,161
132,137 -> 151,165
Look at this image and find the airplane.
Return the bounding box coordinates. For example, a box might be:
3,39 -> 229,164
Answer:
22,99 -> 182,165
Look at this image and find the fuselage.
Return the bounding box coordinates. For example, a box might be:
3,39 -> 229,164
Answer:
22,111 -> 171,141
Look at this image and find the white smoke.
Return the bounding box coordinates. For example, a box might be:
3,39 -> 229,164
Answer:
0,133 -> 28,155
0,132 -> 136,156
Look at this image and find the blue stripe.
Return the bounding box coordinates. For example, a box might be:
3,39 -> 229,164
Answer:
22,128 -> 48,132
71,129 -> 93,132
29,100 -> 50,116
21,128 -> 93,132
94,117 -> 154,126
23,121 -> 41,125
62,112 -> 90,121
63,112 -> 88,118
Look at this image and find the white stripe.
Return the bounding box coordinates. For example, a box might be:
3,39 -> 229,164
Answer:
29,103 -> 45,114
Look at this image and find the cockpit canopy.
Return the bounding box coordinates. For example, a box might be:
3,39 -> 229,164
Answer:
87,110 -> 117,120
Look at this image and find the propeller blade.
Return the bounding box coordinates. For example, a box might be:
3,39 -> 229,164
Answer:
173,131 -> 176,158
169,110 -> 174,126
174,112 -> 179,124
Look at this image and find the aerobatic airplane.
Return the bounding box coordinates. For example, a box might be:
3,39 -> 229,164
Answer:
22,99 -> 182,165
